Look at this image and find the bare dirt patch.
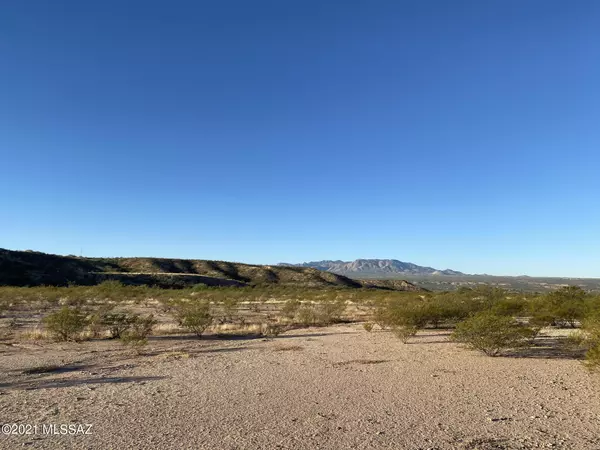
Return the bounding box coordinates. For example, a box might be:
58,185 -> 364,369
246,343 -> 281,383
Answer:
1,325 -> 599,449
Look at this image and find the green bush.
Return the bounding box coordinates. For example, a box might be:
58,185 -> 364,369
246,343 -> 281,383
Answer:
43,307 -> 87,341
363,322 -> 374,332
296,305 -> 318,326
102,312 -> 138,339
174,301 -> 213,337
87,306 -> 113,338
491,297 -> 527,317
281,299 -> 301,320
578,312 -> 600,372
392,325 -> 418,343
545,286 -> 588,327
120,314 -> 156,352
375,297 -> 429,330
316,298 -> 346,324
220,296 -> 240,323
451,311 -> 532,356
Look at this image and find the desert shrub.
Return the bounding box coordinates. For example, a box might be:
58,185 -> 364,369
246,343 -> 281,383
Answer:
43,306 -> 87,341
585,294 -> 600,315
527,313 -> 553,340
375,297 -> 429,330
129,314 -> 156,338
297,305 -> 319,326
316,298 -> 346,324
94,280 -> 128,302
120,314 -> 156,347
419,300 -> 445,328
363,322 -> 374,332
221,296 -> 239,323
120,314 -> 156,352
190,283 -> 209,291
585,346 -> 600,373
576,312 -> 600,372
491,297 -> 527,317
262,322 -> 287,338
374,302 -> 392,329
392,325 -> 418,343
102,312 -> 138,339
281,299 -> 301,320
174,301 -> 213,337
544,286 -> 588,327
87,306 -> 114,338
158,296 -> 177,314
451,311 -> 533,356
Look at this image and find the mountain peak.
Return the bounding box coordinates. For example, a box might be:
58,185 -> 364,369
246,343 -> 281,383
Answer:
283,259 -> 465,276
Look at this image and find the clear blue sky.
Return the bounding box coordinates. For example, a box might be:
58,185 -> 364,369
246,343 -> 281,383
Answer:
1,1 -> 599,277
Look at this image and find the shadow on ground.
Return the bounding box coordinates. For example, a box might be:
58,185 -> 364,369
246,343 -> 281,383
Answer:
504,337 -> 586,360
0,376 -> 165,391
149,331 -> 348,342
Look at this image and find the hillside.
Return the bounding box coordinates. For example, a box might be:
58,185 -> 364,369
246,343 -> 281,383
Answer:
283,259 -> 465,277
0,248 -> 422,291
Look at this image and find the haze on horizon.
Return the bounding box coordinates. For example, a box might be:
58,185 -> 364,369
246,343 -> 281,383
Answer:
1,1 -> 599,278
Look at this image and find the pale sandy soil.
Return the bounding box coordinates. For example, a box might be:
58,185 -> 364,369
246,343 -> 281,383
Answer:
1,325 -> 599,450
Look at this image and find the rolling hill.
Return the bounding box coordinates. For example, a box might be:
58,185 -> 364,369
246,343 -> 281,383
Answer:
0,249 -> 423,291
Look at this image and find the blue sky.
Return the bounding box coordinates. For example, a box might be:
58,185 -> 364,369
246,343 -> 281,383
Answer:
1,1 -> 599,277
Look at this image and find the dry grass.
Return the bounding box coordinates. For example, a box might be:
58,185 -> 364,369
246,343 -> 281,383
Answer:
152,323 -> 183,335
19,327 -> 49,341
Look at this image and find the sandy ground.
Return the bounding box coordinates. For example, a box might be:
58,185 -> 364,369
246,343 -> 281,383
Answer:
1,325 -> 599,450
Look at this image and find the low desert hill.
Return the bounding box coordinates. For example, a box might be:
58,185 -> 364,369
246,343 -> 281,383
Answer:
0,248 -> 422,291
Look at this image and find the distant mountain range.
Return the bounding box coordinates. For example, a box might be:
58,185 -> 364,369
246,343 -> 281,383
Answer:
281,259 -> 466,276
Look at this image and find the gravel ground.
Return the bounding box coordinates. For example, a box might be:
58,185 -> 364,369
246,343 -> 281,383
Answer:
1,325 -> 599,450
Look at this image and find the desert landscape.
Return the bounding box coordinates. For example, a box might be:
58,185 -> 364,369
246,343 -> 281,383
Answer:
4,2 -> 599,449
1,250 -> 599,450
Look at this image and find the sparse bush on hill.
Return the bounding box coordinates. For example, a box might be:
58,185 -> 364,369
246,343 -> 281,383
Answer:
174,301 -> 213,337
363,322 -> 374,332
451,311 -> 533,356
43,306 -> 87,341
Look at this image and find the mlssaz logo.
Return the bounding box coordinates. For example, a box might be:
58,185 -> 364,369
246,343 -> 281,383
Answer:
42,424 -> 93,435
